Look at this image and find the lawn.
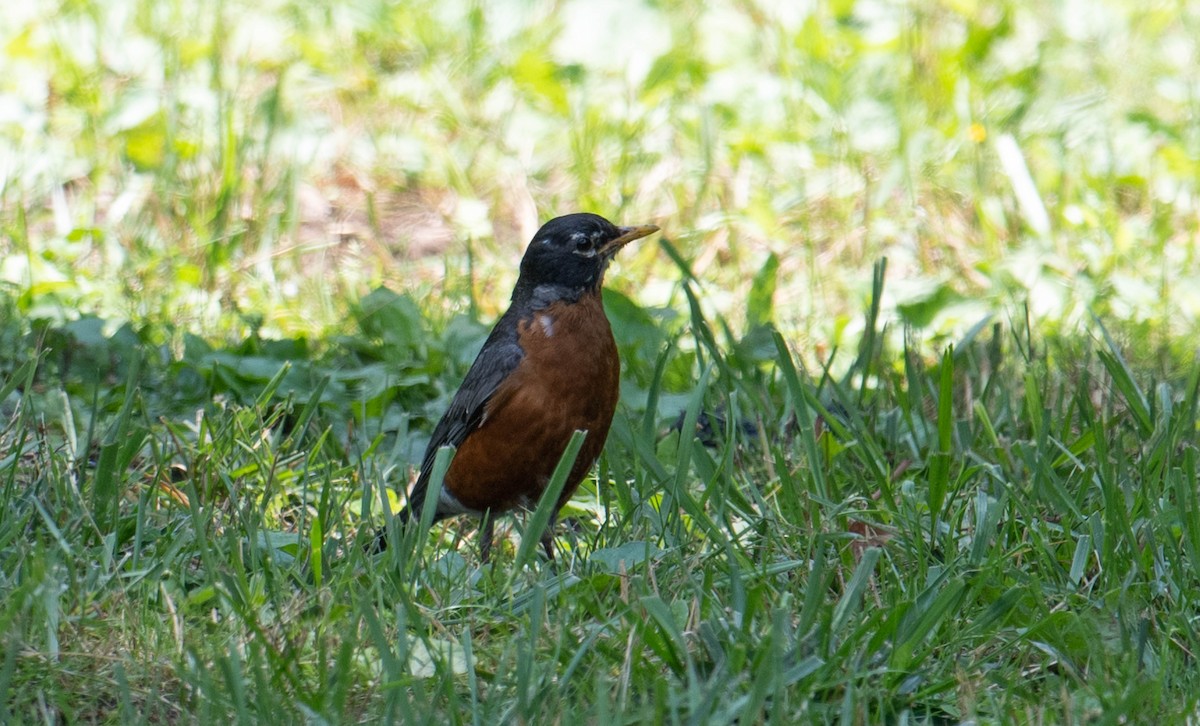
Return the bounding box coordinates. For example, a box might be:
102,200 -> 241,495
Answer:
3,0 -> 1200,722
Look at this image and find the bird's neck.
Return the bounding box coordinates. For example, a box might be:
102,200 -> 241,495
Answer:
512,281 -> 599,310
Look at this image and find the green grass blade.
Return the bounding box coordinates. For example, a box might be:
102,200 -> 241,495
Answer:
512,429 -> 586,571
1097,350 -> 1153,436
773,331 -> 827,502
253,360 -> 291,407
928,346 -> 954,528
92,353 -> 143,536
0,356 -> 38,402
1094,317 -> 1152,435
853,258 -> 887,404
831,547 -> 881,634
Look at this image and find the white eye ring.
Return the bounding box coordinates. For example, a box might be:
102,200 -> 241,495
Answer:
572,231 -> 599,257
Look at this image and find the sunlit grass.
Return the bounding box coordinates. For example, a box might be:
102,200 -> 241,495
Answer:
3,0 -> 1200,722
5,272 -> 1200,721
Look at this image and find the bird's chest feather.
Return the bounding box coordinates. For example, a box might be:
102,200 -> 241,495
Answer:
511,295 -> 619,420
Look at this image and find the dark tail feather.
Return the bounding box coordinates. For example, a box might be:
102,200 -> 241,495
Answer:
366,505 -> 413,554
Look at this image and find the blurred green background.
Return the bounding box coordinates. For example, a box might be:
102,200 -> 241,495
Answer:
4,0 -> 1197,357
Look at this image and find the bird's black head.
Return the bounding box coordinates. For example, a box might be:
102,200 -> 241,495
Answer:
513,213 -> 659,304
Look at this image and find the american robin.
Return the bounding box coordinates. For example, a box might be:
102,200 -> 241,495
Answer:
374,213 -> 660,561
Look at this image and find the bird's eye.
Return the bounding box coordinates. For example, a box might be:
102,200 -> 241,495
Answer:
572,233 -> 597,255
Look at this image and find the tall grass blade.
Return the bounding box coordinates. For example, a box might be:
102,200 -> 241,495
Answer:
928,346 -> 954,529
92,353 -> 143,536
831,547 -> 881,634
512,430 -> 586,571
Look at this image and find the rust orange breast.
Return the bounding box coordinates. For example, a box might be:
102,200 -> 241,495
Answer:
444,292 -> 621,513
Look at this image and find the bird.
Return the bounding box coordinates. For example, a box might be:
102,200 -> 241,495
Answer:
373,213 -> 660,562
